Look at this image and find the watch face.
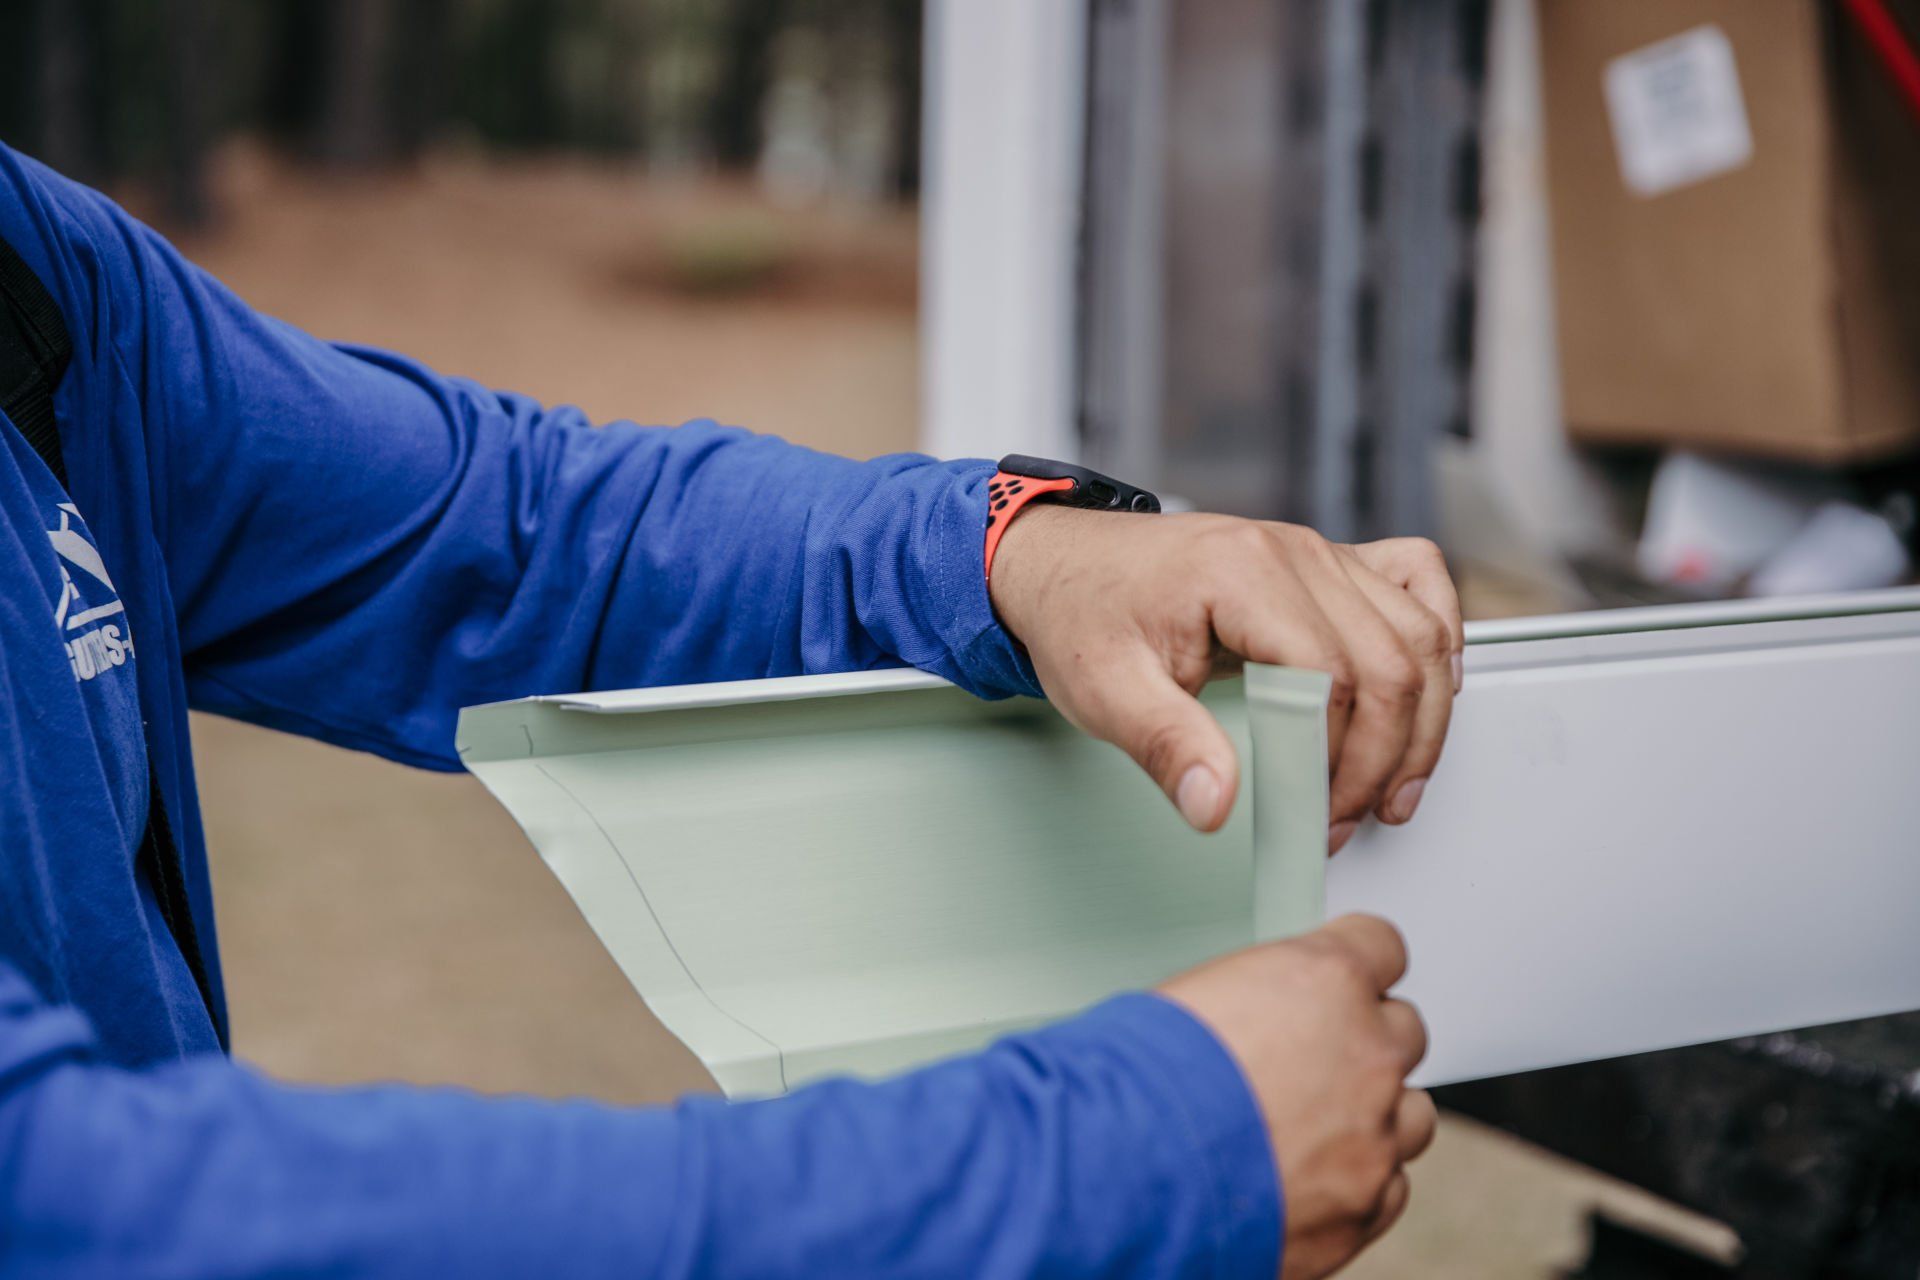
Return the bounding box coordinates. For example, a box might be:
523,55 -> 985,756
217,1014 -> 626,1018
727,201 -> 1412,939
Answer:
996,455 -> 1161,514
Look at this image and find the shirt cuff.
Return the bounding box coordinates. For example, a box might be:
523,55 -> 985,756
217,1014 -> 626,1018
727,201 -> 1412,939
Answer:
924,458 -> 1043,699
1026,991 -> 1284,1279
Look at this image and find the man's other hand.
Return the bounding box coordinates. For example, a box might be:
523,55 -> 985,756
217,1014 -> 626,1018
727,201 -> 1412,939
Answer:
1159,915 -> 1435,1280
989,507 -> 1463,845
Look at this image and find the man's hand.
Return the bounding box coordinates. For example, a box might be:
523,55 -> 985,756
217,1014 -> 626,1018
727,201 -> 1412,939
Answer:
1159,915 -> 1435,1280
989,507 -> 1463,846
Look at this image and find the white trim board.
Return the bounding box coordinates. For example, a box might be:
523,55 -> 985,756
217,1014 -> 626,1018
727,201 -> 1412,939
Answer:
1333,604 -> 1920,1084
457,589 -> 1920,1095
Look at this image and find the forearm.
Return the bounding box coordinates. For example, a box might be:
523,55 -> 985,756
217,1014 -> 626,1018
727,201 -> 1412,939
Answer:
1,988 -> 1276,1279
177,387 -> 1042,769
561,419 -> 1041,701
662,995 -> 1278,1278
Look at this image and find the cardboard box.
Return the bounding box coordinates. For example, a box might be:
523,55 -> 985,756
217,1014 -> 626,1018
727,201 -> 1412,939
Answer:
1541,0 -> 1920,463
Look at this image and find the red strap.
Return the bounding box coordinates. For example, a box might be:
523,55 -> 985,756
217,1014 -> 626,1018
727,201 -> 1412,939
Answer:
983,471 -> 1075,581
1842,0 -> 1920,130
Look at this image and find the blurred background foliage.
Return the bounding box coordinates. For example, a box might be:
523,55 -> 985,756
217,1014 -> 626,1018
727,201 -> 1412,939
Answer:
0,0 -> 923,225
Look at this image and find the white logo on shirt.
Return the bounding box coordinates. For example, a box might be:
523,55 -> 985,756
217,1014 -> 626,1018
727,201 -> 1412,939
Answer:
47,502 -> 133,682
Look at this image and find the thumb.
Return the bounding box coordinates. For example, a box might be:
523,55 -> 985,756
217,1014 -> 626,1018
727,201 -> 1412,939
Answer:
1079,661 -> 1240,833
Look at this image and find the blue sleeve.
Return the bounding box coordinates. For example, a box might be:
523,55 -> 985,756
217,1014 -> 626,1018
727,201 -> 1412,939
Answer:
0,961 -> 1279,1278
3,146 -> 1040,771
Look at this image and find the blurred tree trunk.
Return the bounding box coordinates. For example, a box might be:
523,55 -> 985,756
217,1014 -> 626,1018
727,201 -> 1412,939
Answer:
390,0 -> 455,160
882,0 -> 921,199
263,0 -> 327,154
317,0 -> 395,167
709,0 -> 786,168
32,0 -> 101,182
158,0 -> 215,225
466,0 -> 568,148
596,1 -> 650,154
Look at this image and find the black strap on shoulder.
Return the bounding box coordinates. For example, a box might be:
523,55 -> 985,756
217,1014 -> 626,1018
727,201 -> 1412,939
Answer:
0,232 -> 227,1050
0,235 -> 71,483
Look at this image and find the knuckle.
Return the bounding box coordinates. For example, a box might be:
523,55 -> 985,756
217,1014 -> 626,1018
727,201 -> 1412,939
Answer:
1337,1181 -> 1378,1222
1401,536 -> 1445,567
1329,795 -> 1370,828
1310,942 -> 1372,992
1293,936 -> 1345,978
1211,519 -> 1272,558
1323,660 -> 1358,709
1367,1139 -> 1402,1194
1330,774 -> 1378,816
1362,1055 -> 1409,1102
1299,528 -> 1345,568
1335,1140 -> 1400,1217
1277,521 -> 1334,561
1377,1010 -> 1421,1063
1300,524 -> 1337,553
1374,1169 -> 1412,1228
1374,536 -> 1446,576
1405,1007 -> 1432,1060
1403,1088 -> 1438,1139
1346,910 -> 1401,946
1378,919 -> 1411,969
1137,719 -> 1187,785
1365,652 -> 1423,705
1409,612 -> 1452,662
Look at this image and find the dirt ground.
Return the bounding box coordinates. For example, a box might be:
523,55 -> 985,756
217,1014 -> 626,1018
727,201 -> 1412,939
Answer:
169,146 -> 1728,1277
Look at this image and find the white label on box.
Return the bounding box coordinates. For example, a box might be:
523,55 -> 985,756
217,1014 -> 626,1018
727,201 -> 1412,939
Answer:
1603,24 -> 1754,197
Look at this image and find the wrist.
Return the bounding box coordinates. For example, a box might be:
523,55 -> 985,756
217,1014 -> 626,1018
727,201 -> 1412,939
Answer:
982,456 -> 1162,649
985,503 -> 1087,647
1024,994 -> 1284,1278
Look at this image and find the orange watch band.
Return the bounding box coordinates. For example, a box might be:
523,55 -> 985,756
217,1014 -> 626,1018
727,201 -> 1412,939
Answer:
983,470 -> 1076,580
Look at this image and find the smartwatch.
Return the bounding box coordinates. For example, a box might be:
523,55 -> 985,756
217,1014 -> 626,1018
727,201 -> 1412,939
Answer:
984,454 -> 1162,580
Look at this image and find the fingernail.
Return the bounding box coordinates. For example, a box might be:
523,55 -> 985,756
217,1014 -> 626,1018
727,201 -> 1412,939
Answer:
1177,765 -> 1222,830
1452,652 -> 1464,693
1389,777 -> 1426,824
1328,820 -> 1358,855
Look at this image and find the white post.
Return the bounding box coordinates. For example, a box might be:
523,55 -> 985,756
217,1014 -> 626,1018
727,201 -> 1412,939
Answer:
920,0 -> 1087,462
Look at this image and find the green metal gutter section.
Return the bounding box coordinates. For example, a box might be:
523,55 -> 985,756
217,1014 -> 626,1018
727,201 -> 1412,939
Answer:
458,670 -> 1334,1096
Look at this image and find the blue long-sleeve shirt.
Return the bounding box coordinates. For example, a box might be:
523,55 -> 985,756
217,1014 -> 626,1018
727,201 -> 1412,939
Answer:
0,144 -> 1280,1277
